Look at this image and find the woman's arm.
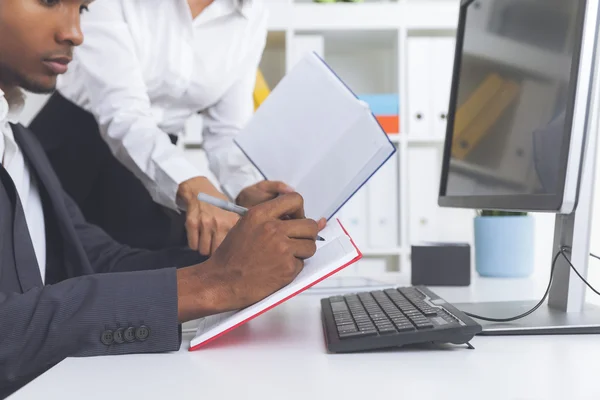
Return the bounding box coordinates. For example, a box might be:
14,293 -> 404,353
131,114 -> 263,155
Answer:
61,0 -> 199,211
59,0 -> 239,255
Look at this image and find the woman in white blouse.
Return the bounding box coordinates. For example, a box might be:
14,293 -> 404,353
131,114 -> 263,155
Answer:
30,0 -> 295,255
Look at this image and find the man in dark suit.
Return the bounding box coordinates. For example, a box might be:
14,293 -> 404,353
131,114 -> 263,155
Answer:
0,0 -> 320,397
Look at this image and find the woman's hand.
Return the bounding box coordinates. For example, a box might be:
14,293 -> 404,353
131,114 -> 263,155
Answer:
178,177 -> 240,256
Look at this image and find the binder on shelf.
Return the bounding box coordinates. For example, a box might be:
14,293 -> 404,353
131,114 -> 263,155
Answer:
407,146 -> 441,244
407,37 -> 433,136
407,37 -> 458,138
253,69 -> 271,111
376,115 -> 399,135
367,153 -> 399,248
432,37 -> 456,138
290,34 -> 325,70
358,94 -> 400,134
336,186 -> 368,251
358,94 -> 399,115
235,52 -> 396,221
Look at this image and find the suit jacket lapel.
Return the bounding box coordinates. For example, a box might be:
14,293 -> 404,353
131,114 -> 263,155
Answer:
11,123 -> 78,280
0,164 -> 43,291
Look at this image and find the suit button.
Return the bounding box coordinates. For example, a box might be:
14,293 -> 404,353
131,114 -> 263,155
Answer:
101,330 -> 114,346
135,325 -> 150,341
124,327 -> 136,343
113,328 -> 124,344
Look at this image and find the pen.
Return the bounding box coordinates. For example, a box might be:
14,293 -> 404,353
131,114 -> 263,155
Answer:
197,193 -> 325,241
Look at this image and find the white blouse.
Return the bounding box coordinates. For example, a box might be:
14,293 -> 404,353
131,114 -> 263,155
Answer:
57,0 -> 268,210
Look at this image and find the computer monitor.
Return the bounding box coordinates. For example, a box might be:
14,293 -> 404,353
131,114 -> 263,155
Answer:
438,0 -> 600,334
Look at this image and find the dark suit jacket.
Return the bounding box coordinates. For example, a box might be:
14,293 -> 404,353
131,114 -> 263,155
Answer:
0,124 -> 206,397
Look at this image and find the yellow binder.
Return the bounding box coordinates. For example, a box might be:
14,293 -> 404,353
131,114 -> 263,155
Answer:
253,69 -> 271,111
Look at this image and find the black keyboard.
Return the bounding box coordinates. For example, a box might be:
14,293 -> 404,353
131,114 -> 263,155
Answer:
321,286 -> 482,353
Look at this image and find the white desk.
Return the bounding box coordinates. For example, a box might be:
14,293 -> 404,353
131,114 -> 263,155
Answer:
11,273 -> 600,400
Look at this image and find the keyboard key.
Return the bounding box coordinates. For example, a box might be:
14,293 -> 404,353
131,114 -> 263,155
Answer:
330,302 -> 348,312
395,325 -> 415,333
337,326 -> 358,334
415,322 -> 434,330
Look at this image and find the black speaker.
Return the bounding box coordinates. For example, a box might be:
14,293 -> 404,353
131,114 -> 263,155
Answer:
411,243 -> 471,286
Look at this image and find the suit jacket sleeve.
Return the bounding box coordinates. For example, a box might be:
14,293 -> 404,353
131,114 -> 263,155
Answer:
0,193 -> 206,390
0,267 -> 182,391
63,192 -> 207,273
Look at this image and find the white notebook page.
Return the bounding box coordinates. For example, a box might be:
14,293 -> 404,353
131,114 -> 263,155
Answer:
235,53 -> 395,220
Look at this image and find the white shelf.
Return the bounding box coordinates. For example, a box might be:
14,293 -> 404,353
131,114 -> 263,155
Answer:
294,3 -> 401,31
385,135 -> 447,144
405,135 -> 446,144
388,135 -> 401,143
255,0 -> 472,274
264,1 -> 459,31
361,248 -> 404,257
404,1 -> 459,30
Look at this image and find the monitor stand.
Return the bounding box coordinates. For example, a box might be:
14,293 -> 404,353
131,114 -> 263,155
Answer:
455,15 -> 600,334
454,302 -> 600,335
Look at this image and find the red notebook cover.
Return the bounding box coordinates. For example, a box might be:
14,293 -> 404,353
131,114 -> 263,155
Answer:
189,219 -> 362,351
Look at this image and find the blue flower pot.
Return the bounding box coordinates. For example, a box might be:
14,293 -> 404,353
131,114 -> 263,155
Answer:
474,216 -> 535,278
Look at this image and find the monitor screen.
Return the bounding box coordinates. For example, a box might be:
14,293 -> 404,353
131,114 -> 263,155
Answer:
439,0 -> 587,211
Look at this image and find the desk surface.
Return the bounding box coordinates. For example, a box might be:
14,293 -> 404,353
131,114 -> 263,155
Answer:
11,273 -> 600,400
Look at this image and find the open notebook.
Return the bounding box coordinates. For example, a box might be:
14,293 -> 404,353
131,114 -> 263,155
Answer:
235,52 -> 397,221
189,219 -> 361,351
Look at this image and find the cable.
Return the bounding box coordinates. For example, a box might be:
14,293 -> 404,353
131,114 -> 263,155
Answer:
463,250 -> 561,322
560,248 -> 600,296
463,248 -> 600,323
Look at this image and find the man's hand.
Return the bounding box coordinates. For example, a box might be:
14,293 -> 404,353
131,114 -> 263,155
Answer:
177,176 -> 239,256
176,193 -> 319,322
236,180 -> 295,208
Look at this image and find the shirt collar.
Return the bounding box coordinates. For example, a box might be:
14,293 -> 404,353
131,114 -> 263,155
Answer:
214,0 -> 252,19
191,0 -> 253,25
236,0 -> 255,19
0,87 -> 25,125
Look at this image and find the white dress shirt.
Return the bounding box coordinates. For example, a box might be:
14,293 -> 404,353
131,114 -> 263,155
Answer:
0,89 -> 46,283
57,0 -> 267,210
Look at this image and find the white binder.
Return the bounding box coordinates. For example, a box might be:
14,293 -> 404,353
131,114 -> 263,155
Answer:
407,146 -> 441,243
290,34 -> 324,70
432,37 -> 456,138
407,37 -> 434,136
337,187 -> 368,251
367,153 -> 399,248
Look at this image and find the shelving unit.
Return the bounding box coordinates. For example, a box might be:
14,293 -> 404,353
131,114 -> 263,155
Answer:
246,0 -> 469,277
180,0 -> 470,278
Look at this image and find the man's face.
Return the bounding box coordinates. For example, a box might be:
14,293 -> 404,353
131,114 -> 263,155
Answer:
0,0 -> 92,94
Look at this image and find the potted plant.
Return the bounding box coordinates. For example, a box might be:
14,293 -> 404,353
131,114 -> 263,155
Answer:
474,210 -> 535,277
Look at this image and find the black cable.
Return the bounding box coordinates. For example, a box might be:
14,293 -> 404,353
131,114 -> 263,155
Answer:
463,248 -> 600,323
560,248 -> 600,296
463,250 -> 561,323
